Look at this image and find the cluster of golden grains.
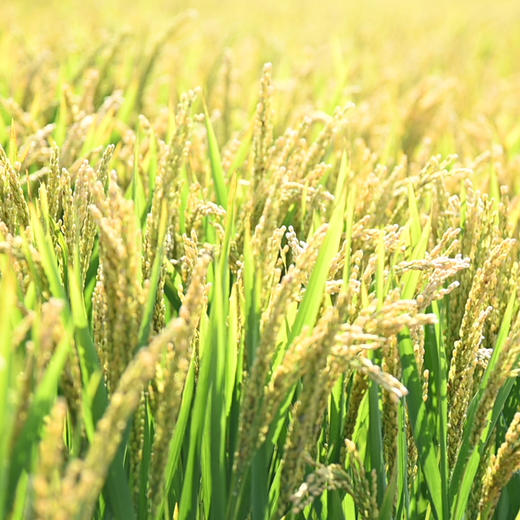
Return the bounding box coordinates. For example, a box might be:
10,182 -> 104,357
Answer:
90,172 -> 145,392
32,398 -> 68,519
147,253 -> 211,516
290,442 -> 379,519
232,223 -> 330,496
0,145 -> 29,233
447,238 -> 515,467
480,412 -> 520,518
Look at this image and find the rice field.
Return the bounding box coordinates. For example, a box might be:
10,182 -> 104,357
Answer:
1,0 -> 520,518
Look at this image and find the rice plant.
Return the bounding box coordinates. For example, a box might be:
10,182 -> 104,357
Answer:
1,1 -> 520,519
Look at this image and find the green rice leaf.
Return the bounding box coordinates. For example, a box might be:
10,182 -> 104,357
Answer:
204,99 -> 228,209
399,329 -> 446,520
289,152 -> 347,341
0,262 -> 17,515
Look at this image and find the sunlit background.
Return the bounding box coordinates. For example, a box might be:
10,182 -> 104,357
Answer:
1,0 -> 520,180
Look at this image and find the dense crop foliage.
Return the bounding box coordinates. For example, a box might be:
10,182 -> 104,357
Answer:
2,0 -> 520,518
